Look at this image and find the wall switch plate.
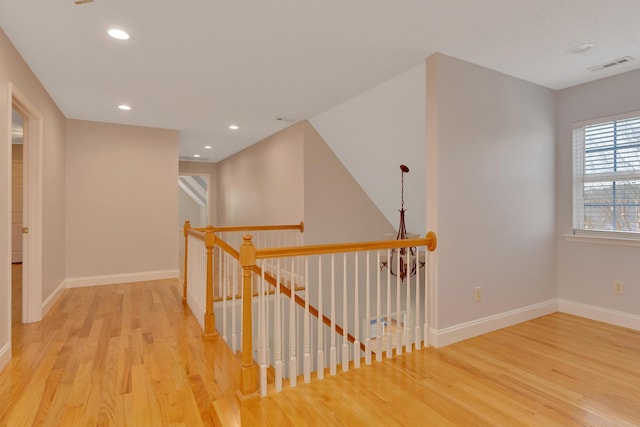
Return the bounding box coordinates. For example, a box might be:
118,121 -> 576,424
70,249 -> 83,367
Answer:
474,286 -> 481,302
613,281 -> 624,295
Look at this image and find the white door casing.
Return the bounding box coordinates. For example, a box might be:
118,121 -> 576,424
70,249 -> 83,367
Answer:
10,84 -> 43,325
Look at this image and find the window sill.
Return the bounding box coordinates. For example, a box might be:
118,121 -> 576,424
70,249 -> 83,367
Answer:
563,232 -> 640,247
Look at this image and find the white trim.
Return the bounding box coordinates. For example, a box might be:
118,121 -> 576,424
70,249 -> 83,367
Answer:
573,109 -> 640,129
563,233 -> 640,247
3,87 -> 11,370
429,300 -> 558,348
42,280 -> 67,317
65,269 -> 179,288
558,299 -> 640,331
10,84 -> 44,324
0,342 -> 10,371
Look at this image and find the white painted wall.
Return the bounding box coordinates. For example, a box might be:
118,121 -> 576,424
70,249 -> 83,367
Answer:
311,64 -> 426,236
66,120 -> 179,283
426,54 -> 556,330
556,68 -> 640,316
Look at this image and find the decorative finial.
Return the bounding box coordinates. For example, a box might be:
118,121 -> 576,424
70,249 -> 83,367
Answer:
400,164 -> 409,210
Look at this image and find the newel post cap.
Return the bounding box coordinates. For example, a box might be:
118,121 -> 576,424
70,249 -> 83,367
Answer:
240,235 -> 256,267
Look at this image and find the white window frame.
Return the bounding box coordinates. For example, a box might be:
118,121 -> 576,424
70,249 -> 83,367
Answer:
571,110 -> 640,242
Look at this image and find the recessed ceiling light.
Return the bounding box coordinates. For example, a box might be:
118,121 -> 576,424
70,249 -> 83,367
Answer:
204,145 -> 212,149
569,43 -> 595,54
108,28 -> 130,40
193,154 -> 201,158
229,125 -> 239,130
118,104 -> 132,111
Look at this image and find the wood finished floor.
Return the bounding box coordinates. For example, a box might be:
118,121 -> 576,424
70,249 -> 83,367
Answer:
2,275 -> 640,426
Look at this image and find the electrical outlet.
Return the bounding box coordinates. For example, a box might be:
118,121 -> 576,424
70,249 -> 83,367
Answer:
474,286 -> 481,302
613,281 -> 624,295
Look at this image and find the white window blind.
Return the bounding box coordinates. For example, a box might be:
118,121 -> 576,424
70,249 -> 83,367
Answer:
573,112 -> 640,233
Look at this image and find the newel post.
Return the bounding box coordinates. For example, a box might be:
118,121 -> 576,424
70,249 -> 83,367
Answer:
239,235 -> 258,399
182,220 -> 191,304
203,226 -> 218,338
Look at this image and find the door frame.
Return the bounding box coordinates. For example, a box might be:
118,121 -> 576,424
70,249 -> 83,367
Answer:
10,83 -> 43,325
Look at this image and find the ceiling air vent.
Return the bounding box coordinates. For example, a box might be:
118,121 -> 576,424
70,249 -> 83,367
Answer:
588,56 -> 635,72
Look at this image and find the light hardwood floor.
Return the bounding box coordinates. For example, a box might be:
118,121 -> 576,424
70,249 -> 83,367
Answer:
2,276 -> 640,426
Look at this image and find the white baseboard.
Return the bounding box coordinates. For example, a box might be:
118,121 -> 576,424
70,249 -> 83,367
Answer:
42,279 -> 67,317
558,299 -> 640,331
0,342 -> 10,372
65,270 -> 179,288
430,300 -> 558,348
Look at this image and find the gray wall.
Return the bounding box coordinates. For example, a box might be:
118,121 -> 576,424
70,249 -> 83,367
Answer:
426,53 -> 557,330
66,120 -> 179,280
303,121 -> 394,244
556,68 -> 640,315
311,63 -> 426,236
216,122 -> 304,227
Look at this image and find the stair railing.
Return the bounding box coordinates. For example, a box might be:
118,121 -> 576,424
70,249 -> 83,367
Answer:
183,220 -> 437,400
182,220 -> 305,340
238,232 -> 437,398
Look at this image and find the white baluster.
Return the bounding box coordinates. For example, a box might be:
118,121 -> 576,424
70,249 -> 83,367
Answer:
259,261 -> 267,396
222,253 -> 228,343
317,256 -> 324,379
377,251 -> 383,362
330,255 -> 337,376
396,248 -> 402,356
289,257 -> 297,387
231,254 -> 237,353
275,259 -> 283,392
354,252 -> 361,369
415,249 -> 421,351
365,252 -> 371,365
424,250 -> 430,347
303,257 -> 311,383
342,253 -> 349,372
386,249 -> 392,359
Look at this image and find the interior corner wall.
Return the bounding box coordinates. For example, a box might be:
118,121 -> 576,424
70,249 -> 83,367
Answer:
216,122 -> 304,226
0,28 -> 66,364
303,121 -> 394,244
426,53 -> 556,330
310,63 -> 426,236
179,161 -> 217,226
556,68 -> 640,316
65,120 -> 179,281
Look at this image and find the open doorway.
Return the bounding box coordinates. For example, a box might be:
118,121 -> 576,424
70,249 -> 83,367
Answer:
178,174 -> 210,278
11,108 -> 24,328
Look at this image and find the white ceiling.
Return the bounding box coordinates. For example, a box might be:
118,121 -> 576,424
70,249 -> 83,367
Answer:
2,0 -> 640,162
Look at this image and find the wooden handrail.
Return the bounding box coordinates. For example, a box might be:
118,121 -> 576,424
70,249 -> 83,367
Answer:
186,228 -> 206,241
256,232 -> 437,259
225,232 -> 437,357
192,221 -> 304,234
184,220 -> 438,398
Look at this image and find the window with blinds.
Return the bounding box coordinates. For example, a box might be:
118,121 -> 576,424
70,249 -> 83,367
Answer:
573,113 -> 640,234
